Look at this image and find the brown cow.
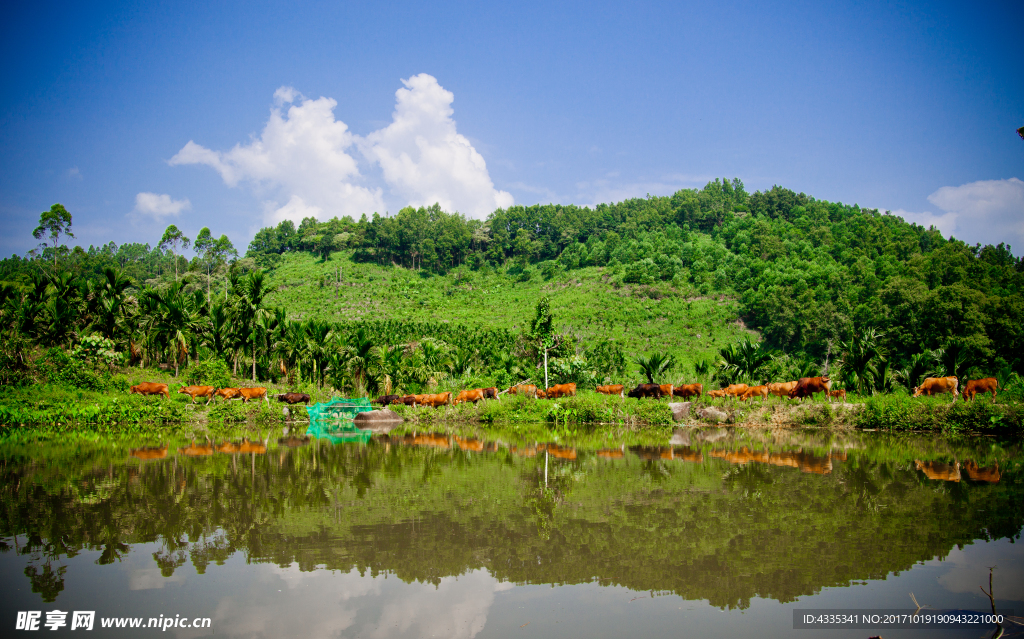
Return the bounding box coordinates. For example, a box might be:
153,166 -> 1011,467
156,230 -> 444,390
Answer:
178,385 -> 215,404
596,384 -> 625,397
789,376 -> 832,402
420,392 -> 452,408
546,383 -> 577,399
536,389 -> 548,399
961,378 -> 999,403
768,381 -> 799,399
482,387 -> 500,401
739,385 -> 769,402
723,383 -> 749,399
659,384 -> 674,399
828,389 -> 847,401
963,461 -> 1001,483
914,460 -> 961,482
178,440 -> 214,457
454,389 -> 486,405
214,387 -> 243,401
277,393 -> 312,405
506,384 -> 538,398
913,376 -> 959,401
130,382 -> 169,399
707,389 -> 727,399
673,383 -> 702,399
130,445 -> 167,460
239,387 -> 269,404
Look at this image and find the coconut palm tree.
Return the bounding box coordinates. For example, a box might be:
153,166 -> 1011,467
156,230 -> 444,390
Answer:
839,328 -> 887,395
339,327 -> 376,394
235,271 -> 273,381
636,352 -> 676,384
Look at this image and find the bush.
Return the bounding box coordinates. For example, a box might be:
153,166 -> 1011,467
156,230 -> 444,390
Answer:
37,348 -> 123,391
185,358 -> 231,389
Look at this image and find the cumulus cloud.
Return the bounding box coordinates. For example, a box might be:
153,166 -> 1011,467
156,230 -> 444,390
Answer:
170,75 -> 512,225
360,73 -> 513,217
134,192 -> 191,219
883,178 -> 1024,252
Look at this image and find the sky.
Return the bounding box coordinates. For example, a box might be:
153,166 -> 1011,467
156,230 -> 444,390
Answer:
1,0 -> 1022,258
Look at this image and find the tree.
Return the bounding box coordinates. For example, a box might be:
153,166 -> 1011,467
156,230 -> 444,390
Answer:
636,352 -> 676,384
159,225 -> 191,282
194,228 -> 237,303
33,204 -> 74,272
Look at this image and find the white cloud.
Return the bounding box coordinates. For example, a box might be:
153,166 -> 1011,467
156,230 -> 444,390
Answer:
67,166 -> 82,180
133,192 -> 191,219
170,75 -> 512,225
883,178 -> 1024,252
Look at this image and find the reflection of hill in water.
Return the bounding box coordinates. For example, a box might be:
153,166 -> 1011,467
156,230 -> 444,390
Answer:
0,428 -> 1021,608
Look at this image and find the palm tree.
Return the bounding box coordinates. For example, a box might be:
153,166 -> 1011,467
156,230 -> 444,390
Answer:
150,281 -> 202,377
894,350 -> 942,390
636,352 -> 676,384
339,327 -> 376,394
235,271 -> 272,381
371,344 -> 404,395
305,319 -> 334,388
838,328 -> 887,395
717,340 -> 775,384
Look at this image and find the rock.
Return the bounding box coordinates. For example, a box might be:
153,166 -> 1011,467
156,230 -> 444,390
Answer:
354,409 -> 403,433
697,407 -> 729,423
668,428 -> 692,446
282,407 -> 290,418
668,402 -> 692,422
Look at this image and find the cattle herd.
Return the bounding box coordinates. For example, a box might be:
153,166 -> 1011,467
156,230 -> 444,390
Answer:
126,374 -> 1001,411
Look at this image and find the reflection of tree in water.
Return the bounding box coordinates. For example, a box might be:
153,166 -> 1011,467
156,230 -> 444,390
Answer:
24,563 -> 65,603
0,431 -> 1022,608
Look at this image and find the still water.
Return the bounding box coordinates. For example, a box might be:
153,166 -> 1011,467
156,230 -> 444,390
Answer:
0,426 -> 1020,638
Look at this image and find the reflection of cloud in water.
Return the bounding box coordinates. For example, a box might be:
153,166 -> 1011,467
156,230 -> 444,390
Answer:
130,568 -> 185,590
935,540 -> 1024,601
206,565 -> 511,639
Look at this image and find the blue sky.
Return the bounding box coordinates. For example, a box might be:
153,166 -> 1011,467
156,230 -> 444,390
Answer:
2,0 -> 1022,257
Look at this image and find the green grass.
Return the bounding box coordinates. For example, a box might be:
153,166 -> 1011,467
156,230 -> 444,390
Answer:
264,251 -> 757,379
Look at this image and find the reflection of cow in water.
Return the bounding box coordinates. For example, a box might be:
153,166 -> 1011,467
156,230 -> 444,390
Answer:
401,433 -> 451,449
963,461 -> 1000,483
597,447 -> 624,459
538,443 -> 577,460
455,437 -> 497,453
130,446 -> 168,460
215,439 -> 267,455
630,446 -> 704,462
914,460 -> 961,482
709,447 -> 833,474
512,445 -> 537,457
178,441 -> 214,457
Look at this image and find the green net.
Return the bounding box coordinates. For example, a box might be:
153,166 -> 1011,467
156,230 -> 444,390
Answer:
304,397 -> 373,421
306,419 -> 373,444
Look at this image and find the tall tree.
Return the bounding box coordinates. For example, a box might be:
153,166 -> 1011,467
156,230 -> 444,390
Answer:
33,204 -> 74,273
159,225 -> 191,282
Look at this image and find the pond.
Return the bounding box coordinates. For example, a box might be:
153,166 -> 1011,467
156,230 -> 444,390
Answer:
1,425 -> 1021,638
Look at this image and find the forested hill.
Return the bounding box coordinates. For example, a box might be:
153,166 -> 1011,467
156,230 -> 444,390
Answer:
1,179 -> 1021,390
247,179 -> 1023,379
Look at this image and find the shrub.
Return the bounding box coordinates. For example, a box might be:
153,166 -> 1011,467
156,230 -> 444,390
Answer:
185,358 -> 232,389
37,348 -> 121,391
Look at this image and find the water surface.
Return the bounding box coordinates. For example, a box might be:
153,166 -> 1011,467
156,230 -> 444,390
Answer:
1,426 -> 1020,637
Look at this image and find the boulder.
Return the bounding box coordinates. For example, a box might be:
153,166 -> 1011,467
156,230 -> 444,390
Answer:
668,402 -> 692,422
697,407 -> 729,423
354,409 -> 403,433
668,428 -> 692,446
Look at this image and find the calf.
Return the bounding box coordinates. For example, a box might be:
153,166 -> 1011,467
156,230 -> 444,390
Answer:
707,389 -> 727,399
789,376 -> 832,402
961,378 -> 999,403
913,376 -> 959,401
130,382 -> 169,399
673,383 -> 703,399
178,385 -> 216,404
214,387 -> 242,401
596,384 -> 625,397
536,389 -> 548,399
628,384 -> 663,399
828,389 -> 847,401
739,385 -> 769,402
546,383 -> 577,399
238,387 -> 269,405
277,392 -> 312,405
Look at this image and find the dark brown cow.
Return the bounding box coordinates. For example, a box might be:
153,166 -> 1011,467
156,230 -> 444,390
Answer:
454,389 -> 486,405
596,384 -> 625,397
912,376 -> 959,400
214,387 -> 242,401
673,383 -> 702,399
961,378 -> 999,403
546,383 -> 577,399
372,394 -> 400,406
628,384 -> 663,399
238,387 -> 269,404
178,385 -> 216,404
130,382 -> 169,399
277,392 -> 311,405
789,376 -> 832,402
482,387 -> 500,401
